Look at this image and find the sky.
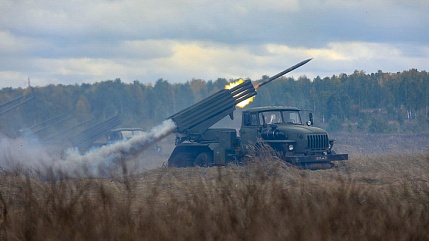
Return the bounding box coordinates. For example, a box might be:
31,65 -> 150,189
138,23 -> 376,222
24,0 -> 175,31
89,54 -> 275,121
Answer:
0,0 -> 428,88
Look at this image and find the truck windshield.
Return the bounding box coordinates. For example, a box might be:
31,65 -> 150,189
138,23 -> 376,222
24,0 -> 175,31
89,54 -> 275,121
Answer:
260,110 -> 302,125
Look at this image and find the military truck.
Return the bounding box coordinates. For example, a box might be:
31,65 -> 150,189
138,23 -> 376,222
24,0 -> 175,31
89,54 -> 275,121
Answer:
167,59 -> 348,168
168,106 -> 347,168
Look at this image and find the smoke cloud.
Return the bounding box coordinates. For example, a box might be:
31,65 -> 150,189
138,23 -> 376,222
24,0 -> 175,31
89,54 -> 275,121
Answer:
0,130 -> 53,174
0,119 -> 177,178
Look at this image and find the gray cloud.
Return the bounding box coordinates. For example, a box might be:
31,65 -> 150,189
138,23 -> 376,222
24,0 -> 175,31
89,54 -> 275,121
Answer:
0,0 -> 428,88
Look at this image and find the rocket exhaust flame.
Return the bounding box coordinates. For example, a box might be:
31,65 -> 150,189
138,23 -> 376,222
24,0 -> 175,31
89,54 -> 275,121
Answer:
225,79 -> 255,108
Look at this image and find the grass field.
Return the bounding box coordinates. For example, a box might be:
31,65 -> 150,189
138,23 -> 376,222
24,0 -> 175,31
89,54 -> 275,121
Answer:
0,151 -> 428,240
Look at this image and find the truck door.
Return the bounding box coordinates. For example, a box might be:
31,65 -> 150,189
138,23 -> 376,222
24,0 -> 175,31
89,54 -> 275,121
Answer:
240,112 -> 260,146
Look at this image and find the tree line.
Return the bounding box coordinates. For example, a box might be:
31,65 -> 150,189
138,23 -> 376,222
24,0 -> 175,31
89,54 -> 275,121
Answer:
0,69 -> 428,137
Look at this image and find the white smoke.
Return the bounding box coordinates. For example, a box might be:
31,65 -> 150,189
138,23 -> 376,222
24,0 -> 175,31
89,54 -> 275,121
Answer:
58,119 -> 176,177
0,131 -> 54,174
0,119 -> 177,178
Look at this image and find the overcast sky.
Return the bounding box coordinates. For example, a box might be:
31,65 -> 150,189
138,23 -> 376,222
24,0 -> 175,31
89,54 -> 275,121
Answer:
1,0 -> 428,88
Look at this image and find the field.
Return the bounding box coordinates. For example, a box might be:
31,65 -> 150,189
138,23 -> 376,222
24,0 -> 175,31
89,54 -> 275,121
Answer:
0,134 -> 428,240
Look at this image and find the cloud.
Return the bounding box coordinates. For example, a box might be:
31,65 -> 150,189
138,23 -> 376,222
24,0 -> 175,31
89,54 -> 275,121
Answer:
3,0 -> 426,45
0,0 -> 428,88
1,38 -> 428,88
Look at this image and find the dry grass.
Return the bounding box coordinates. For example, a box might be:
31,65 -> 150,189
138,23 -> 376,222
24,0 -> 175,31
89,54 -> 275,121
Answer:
0,152 -> 429,240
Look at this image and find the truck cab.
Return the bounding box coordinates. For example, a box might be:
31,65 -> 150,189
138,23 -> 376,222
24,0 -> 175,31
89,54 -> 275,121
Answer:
240,106 -> 348,168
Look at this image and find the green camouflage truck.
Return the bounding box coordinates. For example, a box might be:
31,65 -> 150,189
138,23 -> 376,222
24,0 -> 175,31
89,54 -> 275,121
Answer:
168,105 -> 347,169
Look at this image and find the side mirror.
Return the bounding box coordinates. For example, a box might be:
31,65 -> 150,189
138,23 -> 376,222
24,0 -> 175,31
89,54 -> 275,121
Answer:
307,112 -> 314,126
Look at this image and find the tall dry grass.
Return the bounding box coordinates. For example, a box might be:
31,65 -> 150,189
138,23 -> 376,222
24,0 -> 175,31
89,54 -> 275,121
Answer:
0,152 -> 428,240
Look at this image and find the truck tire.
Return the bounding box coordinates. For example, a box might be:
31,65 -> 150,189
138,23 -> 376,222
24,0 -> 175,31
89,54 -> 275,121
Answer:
194,152 -> 214,167
168,152 -> 195,167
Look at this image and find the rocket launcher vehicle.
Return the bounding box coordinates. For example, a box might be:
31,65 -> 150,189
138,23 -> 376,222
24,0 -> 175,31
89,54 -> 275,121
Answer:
167,58 -> 348,169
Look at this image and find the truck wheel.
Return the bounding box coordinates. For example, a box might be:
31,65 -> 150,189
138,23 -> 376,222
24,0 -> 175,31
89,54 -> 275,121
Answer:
168,152 -> 195,167
194,152 -> 214,167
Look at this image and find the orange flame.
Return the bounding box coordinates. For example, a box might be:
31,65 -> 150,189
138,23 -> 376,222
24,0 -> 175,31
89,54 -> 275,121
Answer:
225,79 -> 255,108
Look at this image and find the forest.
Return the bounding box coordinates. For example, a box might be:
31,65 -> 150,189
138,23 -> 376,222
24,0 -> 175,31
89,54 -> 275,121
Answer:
0,69 -> 428,139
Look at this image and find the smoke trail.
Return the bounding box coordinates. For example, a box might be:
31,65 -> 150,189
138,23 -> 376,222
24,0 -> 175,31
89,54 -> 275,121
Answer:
0,119 -> 177,178
59,119 -> 176,177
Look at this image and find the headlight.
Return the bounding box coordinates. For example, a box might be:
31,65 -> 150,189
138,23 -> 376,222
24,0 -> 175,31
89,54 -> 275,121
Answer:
288,144 -> 294,151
